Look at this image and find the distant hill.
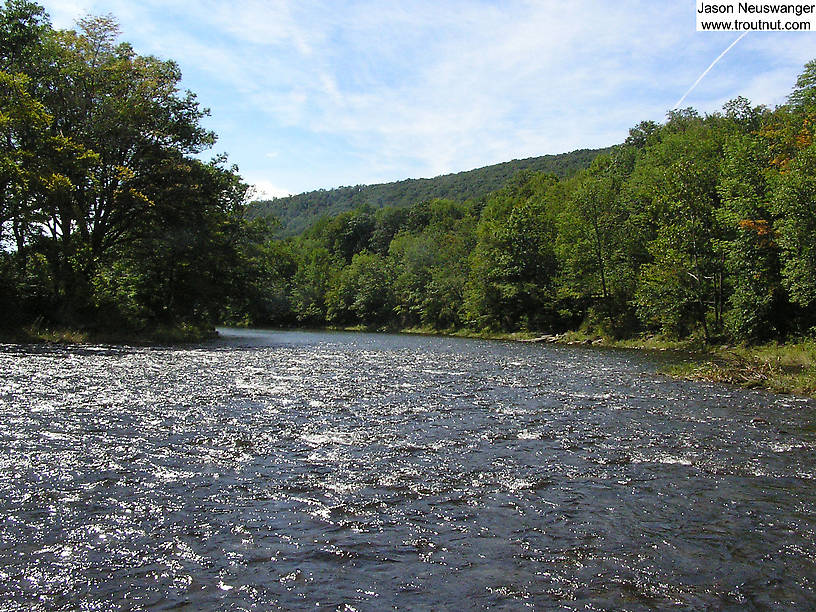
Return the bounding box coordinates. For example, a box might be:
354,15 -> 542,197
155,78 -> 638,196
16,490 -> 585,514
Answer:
250,147 -> 612,236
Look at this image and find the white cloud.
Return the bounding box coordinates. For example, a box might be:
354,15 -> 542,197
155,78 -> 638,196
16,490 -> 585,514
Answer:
248,179 -> 292,200
45,0 -> 94,28
39,0 -> 816,192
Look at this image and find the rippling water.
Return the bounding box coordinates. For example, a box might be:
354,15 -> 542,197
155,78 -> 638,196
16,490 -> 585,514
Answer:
2,328 -> 816,610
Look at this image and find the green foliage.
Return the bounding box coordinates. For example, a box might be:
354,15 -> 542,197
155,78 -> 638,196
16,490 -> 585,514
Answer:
289,242 -> 340,325
1,2 -> 260,334
326,251 -> 395,325
251,59 -> 816,346
788,59 -> 816,110
0,0 -> 48,72
556,153 -> 638,333
631,116 -> 727,340
389,206 -> 474,329
250,148 -> 610,236
717,128 -> 782,341
464,174 -> 560,331
7,4 -> 816,351
771,143 -> 816,308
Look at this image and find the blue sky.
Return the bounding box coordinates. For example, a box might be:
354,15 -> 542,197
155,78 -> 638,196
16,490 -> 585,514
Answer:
41,0 -> 816,198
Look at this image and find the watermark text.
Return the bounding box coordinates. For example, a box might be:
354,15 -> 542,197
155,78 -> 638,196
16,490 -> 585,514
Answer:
697,1 -> 816,31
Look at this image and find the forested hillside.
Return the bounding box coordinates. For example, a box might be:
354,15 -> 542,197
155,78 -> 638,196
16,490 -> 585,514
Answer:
246,65 -> 816,346
251,148 -> 609,236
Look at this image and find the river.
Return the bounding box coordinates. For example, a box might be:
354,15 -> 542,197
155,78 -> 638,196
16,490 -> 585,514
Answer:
1,327 -> 815,610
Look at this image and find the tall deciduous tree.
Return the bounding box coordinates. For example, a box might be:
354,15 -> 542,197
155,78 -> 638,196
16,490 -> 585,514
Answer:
555,152 -> 638,332
1,2 -> 258,331
633,115 -> 726,340
465,172 -> 559,331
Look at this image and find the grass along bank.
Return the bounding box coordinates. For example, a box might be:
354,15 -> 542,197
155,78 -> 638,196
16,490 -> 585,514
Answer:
664,340 -> 816,397
0,321 -> 218,345
546,329 -> 816,397
405,326 -> 816,397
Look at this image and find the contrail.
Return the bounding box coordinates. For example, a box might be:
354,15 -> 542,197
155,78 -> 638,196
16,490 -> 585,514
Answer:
672,32 -> 748,110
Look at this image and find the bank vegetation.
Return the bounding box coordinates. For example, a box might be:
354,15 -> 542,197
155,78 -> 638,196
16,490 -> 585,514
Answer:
3,2 -> 816,395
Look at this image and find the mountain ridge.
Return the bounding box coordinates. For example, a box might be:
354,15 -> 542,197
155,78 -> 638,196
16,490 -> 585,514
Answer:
250,146 -> 613,236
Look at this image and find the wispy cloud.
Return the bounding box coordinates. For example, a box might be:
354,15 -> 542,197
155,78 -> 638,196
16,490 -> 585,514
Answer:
42,0 -> 815,193
248,179 -> 292,200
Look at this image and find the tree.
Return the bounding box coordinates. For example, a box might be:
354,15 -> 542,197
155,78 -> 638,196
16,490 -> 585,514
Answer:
717,122 -> 785,341
326,251 -> 395,325
788,59 -> 816,110
390,231 -> 437,327
556,153 -> 643,335
465,172 -> 559,331
0,0 -> 48,73
14,11 -> 228,325
1,0 -> 50,252
632,117 -> 725,340
289,241 -> 340,325
0,3 -> 259,332
771,143 -> 816,309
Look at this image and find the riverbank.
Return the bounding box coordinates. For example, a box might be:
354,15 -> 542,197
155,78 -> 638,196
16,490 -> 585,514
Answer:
532,334 -> 816,397
0,322 -> 217,345
539,331 -> 816,397
663,341 -> 816,397
365,325 -> 816,398
5,320 -> 814,397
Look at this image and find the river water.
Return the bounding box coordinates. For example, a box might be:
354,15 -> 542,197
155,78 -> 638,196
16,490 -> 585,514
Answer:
1,328 -> 816,610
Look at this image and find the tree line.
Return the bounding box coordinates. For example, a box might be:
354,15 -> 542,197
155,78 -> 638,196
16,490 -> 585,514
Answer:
0,1 -> 270,336
251,148 -> 609,237
252,65 -> 816,344
3,0 -> 815,345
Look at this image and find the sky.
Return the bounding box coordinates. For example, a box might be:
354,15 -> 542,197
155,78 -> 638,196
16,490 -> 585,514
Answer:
39,0 -> 816,198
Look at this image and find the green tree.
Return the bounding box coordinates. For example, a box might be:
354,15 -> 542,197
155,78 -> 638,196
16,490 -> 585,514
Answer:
0,3 -> 263,332
390,231 -> 436,327
289,241 -> 340,325
465,172 -> 559,331
788,58 -> 816,110
90,156 -> 254,328
632,116 -> 726,340
717,118 -> 784,341
326,251 -> 395,325
771,143 -> 816,309
0,0 -> 48,73
17,15 -> 215,322
556,154 -> 634,330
